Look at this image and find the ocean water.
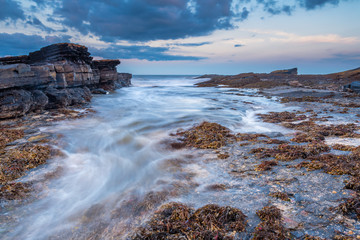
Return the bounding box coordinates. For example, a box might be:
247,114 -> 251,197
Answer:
1,75 -> 355,239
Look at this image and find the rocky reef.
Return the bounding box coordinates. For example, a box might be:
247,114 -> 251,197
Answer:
0,43 -> 132,119
196,67 -> 360,91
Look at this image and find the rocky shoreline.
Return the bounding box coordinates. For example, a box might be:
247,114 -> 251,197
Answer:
129,71 -> 360,239
0,43 -> 132,119
0,43 -> 131,201
1,62 -> 360,238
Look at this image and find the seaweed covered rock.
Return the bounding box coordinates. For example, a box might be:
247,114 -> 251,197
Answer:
253,206 -> 291,240
175,122 -> 235,149
0,143 -> 52,184
132,202 -> 247,240
0,127 -> 24,149
251,143 -> 330,161
257,111 -> 306,123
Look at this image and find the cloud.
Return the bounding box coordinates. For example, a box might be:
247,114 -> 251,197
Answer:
270,32 -> 358,44
234,44 -> 244,47
52,0 -> 240,41
172,41 -> 212,47
0,33 -> 71,57
256,0 -> 295,15
90,44 -> 206,61
0,0 -> 25,21
299,0 -> 340,10
26,17 -> 54,32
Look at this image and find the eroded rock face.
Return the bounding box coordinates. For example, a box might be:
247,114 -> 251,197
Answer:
0,90 -> 33,119
0,43 -> 132,119
118,73 -> 132,87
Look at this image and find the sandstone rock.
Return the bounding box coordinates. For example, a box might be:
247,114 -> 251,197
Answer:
44,88 -> 71,108
44,87 -> 92,109
30,90 -> 48,112
0,64 -> 56,90
271,68 -> 298,75
91,88 -> 108,94
0,55 -> 29,65
118,73 -> 132,87
28,43 -> 93,65
53,61 -> 96,88
0,43 -> 131,119
67,87 -> 92,105
0,90 -> 32,118
92,60 -> 121,90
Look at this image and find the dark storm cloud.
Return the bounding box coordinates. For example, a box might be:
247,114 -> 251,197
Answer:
26,17 -> 54,32
90,45 -> 205,61
0,33 -> 71,57
299,0 -> 340,10
0,0 -> 25,21
52,0 -> 239,41
256,0 -> 294,15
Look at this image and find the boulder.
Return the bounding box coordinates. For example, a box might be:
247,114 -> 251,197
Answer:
0,90 -> 33,118
30,90 -> 48,112
44,87 -> 92,109
44,87 -> 71,108
343,81 -> 360,93
67,87 -> 92,105
271,68 -> 298,75
118,73 -> 132,87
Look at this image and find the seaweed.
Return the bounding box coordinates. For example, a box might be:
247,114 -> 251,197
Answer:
269,192 -> 292,202
0,143 -> 51,184
205,184 -> 229,191
250,143 -> 330,161
337,195 -> 360,220
0,182 -> 32,200
290,132 -> 324,143
255,160 -> 278,171
252,206 -> 291,240
0,128 -> 24,149
217,153 -> 230,159
332,144 -> 355,151
257,111 -> 306,123
132,202 -> 247,240
176,122 -> 235,149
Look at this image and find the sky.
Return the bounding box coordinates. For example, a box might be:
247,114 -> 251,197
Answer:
0,0 -> 359,75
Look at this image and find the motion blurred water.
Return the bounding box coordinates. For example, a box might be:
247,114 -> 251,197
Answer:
2,76 -> 352,239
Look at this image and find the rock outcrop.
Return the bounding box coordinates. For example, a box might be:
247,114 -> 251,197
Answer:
270,68 -> 298,75
343,81 -> 360,93
0,43 -> 132,119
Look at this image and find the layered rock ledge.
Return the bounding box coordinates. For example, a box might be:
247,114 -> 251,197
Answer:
0,43 -> 132,119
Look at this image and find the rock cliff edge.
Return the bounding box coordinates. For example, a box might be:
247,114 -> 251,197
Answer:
0,43 -> 132,119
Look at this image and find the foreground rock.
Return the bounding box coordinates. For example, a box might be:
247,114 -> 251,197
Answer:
0,43 -> 132,119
